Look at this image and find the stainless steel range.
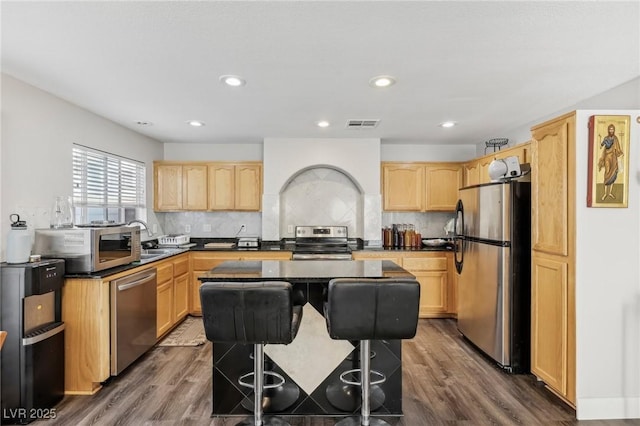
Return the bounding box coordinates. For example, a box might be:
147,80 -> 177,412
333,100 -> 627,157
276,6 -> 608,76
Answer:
291,226 -> 352,260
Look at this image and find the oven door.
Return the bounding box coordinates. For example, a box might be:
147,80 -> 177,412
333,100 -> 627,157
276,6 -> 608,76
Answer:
291,251 -> 352,260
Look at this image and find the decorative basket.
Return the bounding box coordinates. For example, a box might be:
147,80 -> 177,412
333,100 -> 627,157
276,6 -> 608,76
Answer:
158,234 -> 190,246
484,138 -> 509,154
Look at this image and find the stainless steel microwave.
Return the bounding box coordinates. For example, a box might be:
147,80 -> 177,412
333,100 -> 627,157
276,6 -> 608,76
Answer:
34,226 -> 141,273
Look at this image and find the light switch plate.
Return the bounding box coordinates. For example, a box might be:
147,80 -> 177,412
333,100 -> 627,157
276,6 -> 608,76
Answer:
203,224 -> 212,232
185,224 -> 191,233
287,225 -> 294,234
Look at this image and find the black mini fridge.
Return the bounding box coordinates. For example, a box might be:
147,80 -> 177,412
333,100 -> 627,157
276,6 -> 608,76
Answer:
1,259 -> 65,424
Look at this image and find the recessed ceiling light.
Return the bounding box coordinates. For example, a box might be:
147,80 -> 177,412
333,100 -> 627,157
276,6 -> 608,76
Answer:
187,120 -> 205,127
219,75 -> 246,87
316,120 -> 330,128
440,121 -> 457,128
369,75 -> 396,88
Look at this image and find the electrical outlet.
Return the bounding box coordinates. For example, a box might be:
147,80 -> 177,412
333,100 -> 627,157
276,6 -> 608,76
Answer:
152,224 -> 158,233
287,225 -> 294,234
240,224 -> 246,234
203,224 -> 212,232
185,224 -> 191,233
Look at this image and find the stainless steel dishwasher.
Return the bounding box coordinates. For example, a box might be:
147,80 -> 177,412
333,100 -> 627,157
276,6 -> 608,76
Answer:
110,268 -> 157,375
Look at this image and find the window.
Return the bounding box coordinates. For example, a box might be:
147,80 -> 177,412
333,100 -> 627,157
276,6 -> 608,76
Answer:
72,144 -> 146,225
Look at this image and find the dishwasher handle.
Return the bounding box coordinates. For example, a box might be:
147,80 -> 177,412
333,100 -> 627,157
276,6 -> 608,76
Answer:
114,269 -> 157,292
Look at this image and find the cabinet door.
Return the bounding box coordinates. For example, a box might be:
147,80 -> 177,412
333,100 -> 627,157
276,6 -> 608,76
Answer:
414,271 -> 448,317
531,254 -> 568,396
235,163 -> 262,211
156,281 -> 173,338
424,164 -> 462,211
403,256 -> 449,317
154,164 -> 183,211
182,165 -> 208,210
382,163 -> 424,211
532,118 -> 571,256
208,164 -> 235,210
478,157 -> 493,184
463,161 -> 480,187
173,273 -> 189,322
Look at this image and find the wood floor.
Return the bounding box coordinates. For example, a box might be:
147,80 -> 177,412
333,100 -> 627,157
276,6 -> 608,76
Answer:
39,319 -> 640,426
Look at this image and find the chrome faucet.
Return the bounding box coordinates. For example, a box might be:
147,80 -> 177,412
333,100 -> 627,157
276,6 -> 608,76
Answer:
127,219 -> 153,237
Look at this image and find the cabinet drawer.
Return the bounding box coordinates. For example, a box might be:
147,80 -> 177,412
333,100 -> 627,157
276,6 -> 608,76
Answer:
173,256 -> 189,276
403,257 -> 447,271
156,262 -> 174,284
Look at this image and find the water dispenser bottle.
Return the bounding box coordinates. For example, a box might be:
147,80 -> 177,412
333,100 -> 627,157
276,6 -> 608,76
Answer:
6,214 -> 31,264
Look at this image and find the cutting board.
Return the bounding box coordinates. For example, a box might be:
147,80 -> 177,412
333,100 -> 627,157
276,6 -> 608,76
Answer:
204,242 -> 236,249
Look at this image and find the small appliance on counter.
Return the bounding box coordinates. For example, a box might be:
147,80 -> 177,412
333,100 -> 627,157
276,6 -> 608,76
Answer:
34,225 -> 140,273
236,237 -> 260,248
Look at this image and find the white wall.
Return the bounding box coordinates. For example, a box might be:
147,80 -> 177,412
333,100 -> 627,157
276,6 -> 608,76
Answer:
0,74 -> 165,260
163,142 -> 262,161
380,143 -> 476,162
574,109 -> 640,419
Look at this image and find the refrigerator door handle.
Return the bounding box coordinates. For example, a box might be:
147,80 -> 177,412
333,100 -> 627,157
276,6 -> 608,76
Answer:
454,199 -> 464,273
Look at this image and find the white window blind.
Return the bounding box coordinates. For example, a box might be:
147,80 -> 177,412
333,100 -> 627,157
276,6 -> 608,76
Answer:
73,145 -> 146,209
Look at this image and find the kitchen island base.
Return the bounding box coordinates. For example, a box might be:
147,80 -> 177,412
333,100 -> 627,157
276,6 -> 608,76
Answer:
199,260 -> 413,419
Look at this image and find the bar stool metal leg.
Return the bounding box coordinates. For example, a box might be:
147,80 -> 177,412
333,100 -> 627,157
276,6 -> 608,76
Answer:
335,340 -> 391,426
236,344 -> 291,426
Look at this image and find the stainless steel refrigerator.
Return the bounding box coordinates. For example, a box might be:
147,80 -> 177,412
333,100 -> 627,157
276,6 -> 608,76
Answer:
453,179 -> 530,373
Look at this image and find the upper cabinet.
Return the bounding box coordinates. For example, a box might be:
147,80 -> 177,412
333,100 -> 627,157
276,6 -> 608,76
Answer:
154,162 -> 207,211
382,163 -> 424,211
463,142 -> 531,187
154,161 -> 262,212
208,163 -> 262,211
382,162 -> 461,212
424,164 -> 463,210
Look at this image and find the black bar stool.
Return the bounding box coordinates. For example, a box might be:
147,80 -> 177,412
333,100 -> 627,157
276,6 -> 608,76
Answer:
200,281 -> 303,426
324,278 -> 420,426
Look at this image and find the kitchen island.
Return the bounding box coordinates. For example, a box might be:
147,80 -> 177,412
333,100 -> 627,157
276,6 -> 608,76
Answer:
198,260 -> 414,419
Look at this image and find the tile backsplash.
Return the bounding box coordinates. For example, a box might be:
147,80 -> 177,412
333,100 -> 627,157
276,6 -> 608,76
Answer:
279,167 -> 361,239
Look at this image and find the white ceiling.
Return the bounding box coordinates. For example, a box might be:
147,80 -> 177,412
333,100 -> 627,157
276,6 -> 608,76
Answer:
2,1 -> 639,146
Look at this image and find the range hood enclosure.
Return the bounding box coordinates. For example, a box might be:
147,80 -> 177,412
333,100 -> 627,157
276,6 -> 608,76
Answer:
262,138 -> 382,242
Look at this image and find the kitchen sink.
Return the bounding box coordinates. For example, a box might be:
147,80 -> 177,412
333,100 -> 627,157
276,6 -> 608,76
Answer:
137,247 -> 187,263
141,248 -> 179,255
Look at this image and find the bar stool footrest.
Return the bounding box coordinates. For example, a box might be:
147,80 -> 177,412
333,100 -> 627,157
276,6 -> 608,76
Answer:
238,371 -> 286,390
339,368 -> 386,386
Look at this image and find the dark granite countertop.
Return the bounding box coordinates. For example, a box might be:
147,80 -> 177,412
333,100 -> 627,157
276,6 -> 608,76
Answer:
64,239 -> 451,279
198,259 -> 414,282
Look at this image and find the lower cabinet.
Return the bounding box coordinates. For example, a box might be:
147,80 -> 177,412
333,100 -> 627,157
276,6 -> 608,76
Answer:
189,251 -> 292,315
156,253 -> 190,338
352,251 -> 456,318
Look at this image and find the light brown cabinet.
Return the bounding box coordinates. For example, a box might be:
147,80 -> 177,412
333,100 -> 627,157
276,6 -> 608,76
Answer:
352,251 -> 456,318
530,112 -> 575,407
463,143 -> 531,187
154,161 -> 262,212
189,250 -> 292,315
155,253 -> 190,338
381,162 -> 461,212
154,162 -> 207,211
208,163 -> 262,211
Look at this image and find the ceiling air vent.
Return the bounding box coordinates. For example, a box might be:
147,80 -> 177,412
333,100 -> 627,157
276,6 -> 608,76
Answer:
346,119 -> 380,129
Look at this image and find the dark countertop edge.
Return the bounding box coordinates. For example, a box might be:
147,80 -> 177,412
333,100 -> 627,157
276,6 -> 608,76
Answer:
65,241 -> 451,279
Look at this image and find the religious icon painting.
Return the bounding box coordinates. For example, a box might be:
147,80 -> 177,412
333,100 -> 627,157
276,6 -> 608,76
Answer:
587,115 -> 631,207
